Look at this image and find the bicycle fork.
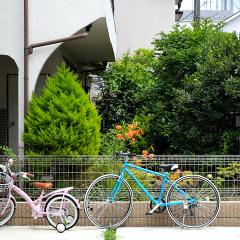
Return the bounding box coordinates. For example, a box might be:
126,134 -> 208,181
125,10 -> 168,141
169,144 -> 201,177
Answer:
108,174 -> 124,203
0,195 -> 14,216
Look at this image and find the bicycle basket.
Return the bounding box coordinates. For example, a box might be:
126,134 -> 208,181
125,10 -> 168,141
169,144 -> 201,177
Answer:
0,172 -> 13,196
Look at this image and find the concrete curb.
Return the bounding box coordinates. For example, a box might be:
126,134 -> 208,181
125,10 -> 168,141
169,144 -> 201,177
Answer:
0,226 -> 104,240
116,227 -> 240,240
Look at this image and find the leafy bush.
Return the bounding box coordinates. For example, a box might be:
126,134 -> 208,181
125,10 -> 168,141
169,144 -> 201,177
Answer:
151,20 -> 240,154
97,20 -> 240,154
96,49 -> 156,130
23,63 -> 101,155
216,162 -> 240,182
0,145 -> 17,160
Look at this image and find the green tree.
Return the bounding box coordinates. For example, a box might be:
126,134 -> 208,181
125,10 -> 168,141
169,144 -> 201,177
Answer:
23,63 -> 101,155
96,49 -> 156,130
152,21 -> 240,154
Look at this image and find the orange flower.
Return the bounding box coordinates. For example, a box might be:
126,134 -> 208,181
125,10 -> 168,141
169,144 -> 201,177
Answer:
125,131 -> 133,139
142,150 -> 148,156
135,159 -> 142,166
128,124 -> 134,130
149,154 -> 155,159
132,130 -> 139,136
115,125 -> 122,131
131,138 -> 136,143
117,134 -> 124,140
129,130 -> 134,136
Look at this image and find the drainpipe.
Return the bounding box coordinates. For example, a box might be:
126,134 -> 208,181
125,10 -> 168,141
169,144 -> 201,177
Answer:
28,30 -> 90,55
24,0 -> 29,116
193,0 -> 201,22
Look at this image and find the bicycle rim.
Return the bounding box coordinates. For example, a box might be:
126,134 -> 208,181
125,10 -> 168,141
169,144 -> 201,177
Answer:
0,197 -> 15,226
84,174 -> 133,228
45,195 -> 79,230
166,175 -> 220,228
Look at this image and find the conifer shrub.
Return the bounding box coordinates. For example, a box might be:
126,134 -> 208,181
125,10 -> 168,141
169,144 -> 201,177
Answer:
23,63 -> 101,156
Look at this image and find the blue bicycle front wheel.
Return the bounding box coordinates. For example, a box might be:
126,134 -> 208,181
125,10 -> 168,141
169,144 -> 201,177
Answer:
84,174 -> 133,228
166,175 -> 220,228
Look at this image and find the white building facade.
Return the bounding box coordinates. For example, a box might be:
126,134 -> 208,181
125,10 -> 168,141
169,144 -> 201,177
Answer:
0,0 -> 176,155
114,0 -> 175,58
0,0 -> 116,156
224,11 -> 240,36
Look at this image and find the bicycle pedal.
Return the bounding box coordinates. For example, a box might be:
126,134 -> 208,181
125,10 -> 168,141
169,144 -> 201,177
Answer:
145,212 -> 152,216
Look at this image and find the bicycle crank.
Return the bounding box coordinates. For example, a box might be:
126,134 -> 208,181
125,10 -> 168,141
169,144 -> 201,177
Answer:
149,198 -> 166,214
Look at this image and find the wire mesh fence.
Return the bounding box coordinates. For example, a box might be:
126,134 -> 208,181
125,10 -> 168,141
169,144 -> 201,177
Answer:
1,155 -> 240,226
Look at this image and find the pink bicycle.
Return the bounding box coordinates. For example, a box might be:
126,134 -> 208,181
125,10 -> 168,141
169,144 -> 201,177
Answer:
0,159 -> 80,233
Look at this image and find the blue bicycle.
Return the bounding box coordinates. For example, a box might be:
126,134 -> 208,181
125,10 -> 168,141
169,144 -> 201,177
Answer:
84,153 -> 220,228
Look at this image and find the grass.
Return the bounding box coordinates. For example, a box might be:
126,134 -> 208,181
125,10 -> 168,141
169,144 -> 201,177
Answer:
103,228 -> 117,240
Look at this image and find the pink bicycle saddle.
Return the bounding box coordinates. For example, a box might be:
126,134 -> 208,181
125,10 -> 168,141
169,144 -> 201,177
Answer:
32,182 -> 53,189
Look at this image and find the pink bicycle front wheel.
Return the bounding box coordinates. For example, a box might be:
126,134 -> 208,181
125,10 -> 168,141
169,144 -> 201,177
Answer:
44,194 -> 79,230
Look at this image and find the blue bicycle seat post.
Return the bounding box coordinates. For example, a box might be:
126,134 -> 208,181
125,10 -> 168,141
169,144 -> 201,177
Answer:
158,175 -> 168,203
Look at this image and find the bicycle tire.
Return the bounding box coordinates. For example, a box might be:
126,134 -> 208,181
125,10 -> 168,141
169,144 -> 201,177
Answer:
0,197 -> 15,226
166,175 -> 220,228
44,194 -> 79,230
84,174 -> 133,228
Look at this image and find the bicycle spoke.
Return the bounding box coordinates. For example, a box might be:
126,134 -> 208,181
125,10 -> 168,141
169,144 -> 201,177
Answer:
84,174 -> 133,228
198,205 -> 213,215
167,175 -> 220,228
45,195 -> 79,230
170,206 -> 184,215
95,204 -> 111,220
0,198 -> 15,226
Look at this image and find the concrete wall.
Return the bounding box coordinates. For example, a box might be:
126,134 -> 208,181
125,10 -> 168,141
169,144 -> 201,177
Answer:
9,201 -> 240,227
114,0 -> 175,58
0,0 -> 24,155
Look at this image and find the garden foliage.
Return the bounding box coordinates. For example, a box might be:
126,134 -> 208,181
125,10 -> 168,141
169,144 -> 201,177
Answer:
96,49 -> 156,130
152,21 -> 240,154
98,21 -> 240,155
23,63 -> 101,155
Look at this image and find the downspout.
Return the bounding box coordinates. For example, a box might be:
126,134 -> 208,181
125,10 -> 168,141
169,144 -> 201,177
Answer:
28,29 -> 90,54
193,0 -> 201,22
24,0 -> 29,116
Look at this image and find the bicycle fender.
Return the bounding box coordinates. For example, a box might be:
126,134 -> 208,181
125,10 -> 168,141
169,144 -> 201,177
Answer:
46,193 -> 81,210
10,196 -> 17,207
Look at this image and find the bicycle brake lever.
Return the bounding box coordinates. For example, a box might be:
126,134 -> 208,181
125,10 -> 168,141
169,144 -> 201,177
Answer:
27,173 -> 34,178
20,172 -> 31,181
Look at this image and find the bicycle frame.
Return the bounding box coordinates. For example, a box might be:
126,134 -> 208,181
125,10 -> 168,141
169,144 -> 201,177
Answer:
111,161 -> 191,207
